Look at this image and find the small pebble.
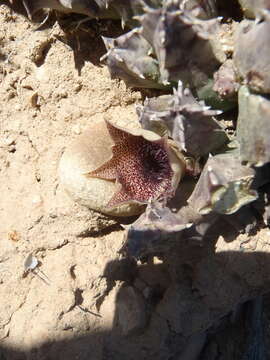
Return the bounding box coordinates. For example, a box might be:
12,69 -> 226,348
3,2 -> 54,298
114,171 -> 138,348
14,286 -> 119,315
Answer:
72,124 -> 81,135
32,194 -> 43,206
3,136 -> 15,146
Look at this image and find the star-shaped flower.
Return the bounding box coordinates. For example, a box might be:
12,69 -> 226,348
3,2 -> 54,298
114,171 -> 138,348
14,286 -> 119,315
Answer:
87,119 -> 180,208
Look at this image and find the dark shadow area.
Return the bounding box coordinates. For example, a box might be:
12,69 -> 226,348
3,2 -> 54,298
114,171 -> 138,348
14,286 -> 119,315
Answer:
75,212 -> 141,238
2,229 -> 270,359
216,0 -> 243,21
55,15 -> 124,73
76,222 -> 123,238
167,177 -> 197,212
0,51 -> 6,62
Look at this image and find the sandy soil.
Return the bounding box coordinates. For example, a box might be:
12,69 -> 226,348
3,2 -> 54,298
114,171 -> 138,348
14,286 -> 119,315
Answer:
1,3 -> 270,360
0,3 -> 142,358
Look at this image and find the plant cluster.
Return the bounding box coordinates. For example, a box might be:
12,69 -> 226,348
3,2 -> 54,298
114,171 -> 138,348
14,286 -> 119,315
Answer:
23,0 -> 270,258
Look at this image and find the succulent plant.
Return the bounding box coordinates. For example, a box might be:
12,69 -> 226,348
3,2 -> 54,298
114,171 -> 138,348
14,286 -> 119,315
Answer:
234,15 -> 270,94
138,81 -> 228,158
237,86 -> 270,166
22,0 -> 110,18
124,201 -> 192,258
24,0 -> 225,92
105,0 -> 163,27
180,0 -> 218,19
196,60 -> 239,111
22,0 -> 162,24
101,29 -> 164,89
124,197 -> 219,258
59,117 -> 185,216
87,118 -> 185,206
22,0 -> 218,23
99,1 -> 226,90
213,59 -> 239,101
138,3 -> 225,86
21,0 -> 270,257
188,152 -> 257,215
